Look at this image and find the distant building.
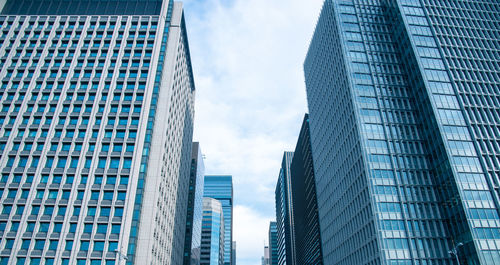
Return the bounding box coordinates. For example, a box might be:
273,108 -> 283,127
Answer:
262,245 -> 270,265
200,198 -> 225,265
274,152 -> 295,265
304,0 -> 500,264
232,241 -> 236,265
290,114 -> 323,264
184,142 -> 205,265
268,222 -> 278,265
204,175 -> 234,265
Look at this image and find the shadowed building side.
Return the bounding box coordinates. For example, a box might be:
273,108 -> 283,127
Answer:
290,114 -> 323,265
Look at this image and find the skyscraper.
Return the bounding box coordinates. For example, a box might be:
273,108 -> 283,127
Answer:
304,1 -> 499,265
200,197 -> 225,265
204,175 -> 234,265
232,241 -> 236,265
290,114 -> 323,265
274,152 -> 295,265
0,0 -> 196,264
262,246 -> 270,265
268,221 -> 278,265
184,142 -> 205,265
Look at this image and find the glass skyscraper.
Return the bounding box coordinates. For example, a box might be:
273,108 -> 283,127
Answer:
268,221 -> 278,265
274,151 -> 295,265
204,175 -> 233,265
304,0 -> 500,265
0,0 -> 196,264
183,142 -> 205,265
200,197 -> 224,265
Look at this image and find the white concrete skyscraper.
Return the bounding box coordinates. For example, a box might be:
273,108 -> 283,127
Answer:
0,0 -> 196,264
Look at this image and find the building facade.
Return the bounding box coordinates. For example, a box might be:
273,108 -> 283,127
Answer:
204,175 -> 233,265
0,0 -> 196,264
268,221 -> 278,265
304,1 -> 499,265
232,241 -> 236,265
183,142 -> 205,265
200,197 -> 224,265
274,152 -> 295,265
290,114 -> 323,265
262,246 -> 270,265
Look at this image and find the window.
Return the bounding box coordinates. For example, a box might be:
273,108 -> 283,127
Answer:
110,158 -> 119,169
114,208 -> 123,217
57,158 -> 67,168
123,159 -> 132,169
108,242 -> 118,252
111,224 -> 120,234
53,223 -> 62,233
93,241 -> 104,251
21,239 -> 30,250
88,207 -> 96,216
44,206 -> 54,215
34,239 -> 45,250
100,207 -> 110,217
80,241 -> 89,251
39,222 -> 50,232
97,224 -> 107,234
70,158 -> 79,168
26,222 -> 35,232
98,158 -> 106,168
84,224 -> 93,233
65,240 -> 73,251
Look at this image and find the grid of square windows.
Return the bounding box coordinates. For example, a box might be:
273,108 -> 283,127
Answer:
0,14 -> 161,264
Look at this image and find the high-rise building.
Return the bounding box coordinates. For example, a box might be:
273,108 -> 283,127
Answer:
262,245 -> 270,265
232,241 -> 236,265
200,197 -> 224,265
304,1 -> 500,265
0,0 -> 196,264
274,152 -> 295,265
268,221 -> 278,265
204,175 -> 233,265
289,114 -> 323,265
183,142 -> 205,265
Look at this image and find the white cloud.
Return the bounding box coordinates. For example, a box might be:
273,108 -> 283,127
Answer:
182,0 -> 324,264
233,205 -> 273,264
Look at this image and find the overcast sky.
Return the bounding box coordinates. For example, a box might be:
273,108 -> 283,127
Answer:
182,0 -> 324,264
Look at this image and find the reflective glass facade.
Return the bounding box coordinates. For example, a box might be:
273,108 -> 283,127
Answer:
274,152 -> 295,265
268,221 -> 278,265
304,1 -> 499,265
2,0 -> 164,16
183,142 -> 205,265
0,0 -> 196,264
203,175 -> 233,265
200,197 -> 224,265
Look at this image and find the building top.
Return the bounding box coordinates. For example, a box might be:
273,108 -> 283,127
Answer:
1,0 -> 166,15
204,175 -> 233,200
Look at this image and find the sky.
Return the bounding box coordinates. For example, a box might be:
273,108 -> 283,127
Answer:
181,0 -> 324,264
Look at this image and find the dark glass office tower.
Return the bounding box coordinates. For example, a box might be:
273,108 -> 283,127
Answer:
184,142 -> 205,265
304,1 -> 499,265
290,114 -> 323,265
274,152 -> 295,265
204,175 -> 233,265
268,221 -> 278,265
0,0 -> 196,264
